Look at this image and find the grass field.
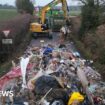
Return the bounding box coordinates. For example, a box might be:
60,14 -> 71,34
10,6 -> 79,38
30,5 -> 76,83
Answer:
70,11 -> 81,16
0,8 -> 80,21
0,9 -> 18,21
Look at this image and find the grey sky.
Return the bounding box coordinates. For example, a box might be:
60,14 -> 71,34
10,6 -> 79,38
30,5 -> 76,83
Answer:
0,0 -> 79,6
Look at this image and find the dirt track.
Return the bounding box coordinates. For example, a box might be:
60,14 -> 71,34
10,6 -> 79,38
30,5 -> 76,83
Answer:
29,32 -> 60,47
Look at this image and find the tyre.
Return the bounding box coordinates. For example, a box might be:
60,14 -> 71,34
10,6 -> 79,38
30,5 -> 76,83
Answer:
34,33 -> 38,39
48,33 -> 53,39
32,33 -> 37,39
31,32 -> 34,38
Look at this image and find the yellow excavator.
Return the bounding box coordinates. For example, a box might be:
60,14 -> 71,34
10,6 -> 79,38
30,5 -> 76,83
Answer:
30,0 -> 69,39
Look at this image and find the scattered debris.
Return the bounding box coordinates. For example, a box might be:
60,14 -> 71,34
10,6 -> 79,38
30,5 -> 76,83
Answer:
0,41 -> 105,105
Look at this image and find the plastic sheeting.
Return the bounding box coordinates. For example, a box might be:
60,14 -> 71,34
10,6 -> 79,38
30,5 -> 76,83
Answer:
0,64 -> 33,90
34,75 -> 62,95
20,57 -> 30,88
68,92 -> 84,105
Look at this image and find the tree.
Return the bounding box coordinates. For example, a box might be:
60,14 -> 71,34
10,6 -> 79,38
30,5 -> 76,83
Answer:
79,0 -> 101,39
16,0 -> 34,14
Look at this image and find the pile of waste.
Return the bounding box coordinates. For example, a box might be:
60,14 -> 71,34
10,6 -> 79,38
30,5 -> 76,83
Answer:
0,41 -> 105,105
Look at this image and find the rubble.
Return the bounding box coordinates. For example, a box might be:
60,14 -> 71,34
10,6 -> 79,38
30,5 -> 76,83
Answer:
0,41 -> 105,105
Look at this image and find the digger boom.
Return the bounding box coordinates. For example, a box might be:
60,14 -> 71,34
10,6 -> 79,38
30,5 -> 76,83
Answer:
41,0 -> 69,24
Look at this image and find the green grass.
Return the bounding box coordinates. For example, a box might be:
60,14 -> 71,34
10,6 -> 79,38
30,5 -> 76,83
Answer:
0,9 -> 18,21
0,62 -> 12,77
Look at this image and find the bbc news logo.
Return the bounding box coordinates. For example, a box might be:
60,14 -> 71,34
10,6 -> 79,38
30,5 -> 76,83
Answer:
0,91 -> 14,97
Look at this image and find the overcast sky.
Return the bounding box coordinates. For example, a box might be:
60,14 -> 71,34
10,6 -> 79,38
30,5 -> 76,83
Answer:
0,0 -> 79,6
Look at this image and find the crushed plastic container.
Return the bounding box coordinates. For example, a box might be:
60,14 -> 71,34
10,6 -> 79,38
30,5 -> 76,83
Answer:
67,92 -> 84,105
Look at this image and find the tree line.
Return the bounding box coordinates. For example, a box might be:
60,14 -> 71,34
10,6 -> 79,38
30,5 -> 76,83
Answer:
79,0 -> 105,38
16,0 -> 34,14
0,4 -> 16,9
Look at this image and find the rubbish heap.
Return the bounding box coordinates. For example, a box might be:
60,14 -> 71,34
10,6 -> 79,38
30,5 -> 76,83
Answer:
0,41 -> 105,105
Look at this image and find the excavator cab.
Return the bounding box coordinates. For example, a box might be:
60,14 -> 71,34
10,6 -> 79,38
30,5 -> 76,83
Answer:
42,18 -> 50,30
30,19 -> 52,39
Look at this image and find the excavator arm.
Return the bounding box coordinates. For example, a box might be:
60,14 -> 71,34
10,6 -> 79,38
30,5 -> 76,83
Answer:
41,0 -> 69,24
61,0 -> 69,18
